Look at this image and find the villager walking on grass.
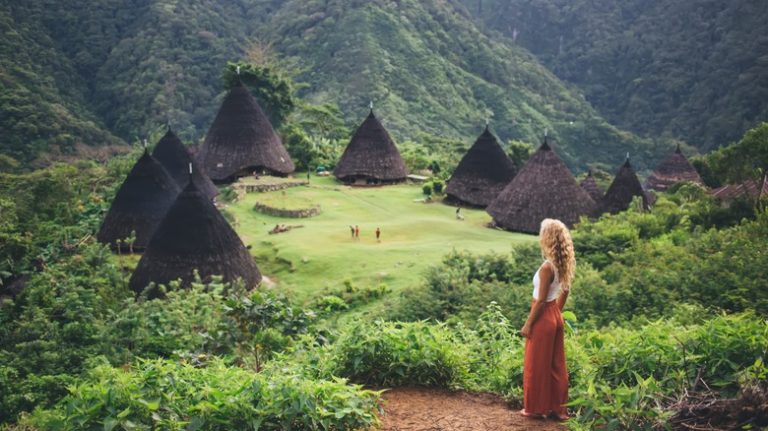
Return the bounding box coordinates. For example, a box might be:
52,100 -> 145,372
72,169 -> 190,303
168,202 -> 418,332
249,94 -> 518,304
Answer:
519,218 -> 573,421
455,207 -> 464,220
355,225 -> 360,239
376,227 -> 381,241
350,225 -> 355,238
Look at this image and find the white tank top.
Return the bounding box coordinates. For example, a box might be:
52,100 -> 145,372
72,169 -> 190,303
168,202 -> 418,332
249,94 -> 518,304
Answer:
532,261 -> 561,302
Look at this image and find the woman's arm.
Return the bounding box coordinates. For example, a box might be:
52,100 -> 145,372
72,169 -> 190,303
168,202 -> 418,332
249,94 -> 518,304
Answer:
557,285 -> 570,311
520,262 -> 553,338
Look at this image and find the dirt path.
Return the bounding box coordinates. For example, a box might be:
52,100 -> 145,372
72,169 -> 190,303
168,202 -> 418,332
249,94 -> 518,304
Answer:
380,387 -> 567,431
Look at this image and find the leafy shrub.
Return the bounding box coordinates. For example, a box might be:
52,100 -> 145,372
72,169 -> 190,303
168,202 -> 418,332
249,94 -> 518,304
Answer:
330,321 -> 470,388
28,358 -> 381,431
422,183 -> 432,196
389,247 -> 539,323
431,180 -> 444,194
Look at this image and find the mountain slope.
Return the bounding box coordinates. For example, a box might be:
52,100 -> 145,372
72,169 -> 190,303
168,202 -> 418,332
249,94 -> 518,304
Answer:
264,0 -> 656,169
2,0 -> 662,170
461,0 -> 768,150
0,2 -> 122,166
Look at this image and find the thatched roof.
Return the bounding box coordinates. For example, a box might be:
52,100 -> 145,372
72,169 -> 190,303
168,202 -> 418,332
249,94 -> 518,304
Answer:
646,145 -> 703,191
601,158 -> 650,214
486,139 -> 596,233
334,110 -> 407,183
197,80 -> 294,181
580,170 -> 604,203
710,176 -> 768,202
97,151 -> 180,251
152,129 -> 218,199
128,181 -> 262,295
445,127 -> 517,207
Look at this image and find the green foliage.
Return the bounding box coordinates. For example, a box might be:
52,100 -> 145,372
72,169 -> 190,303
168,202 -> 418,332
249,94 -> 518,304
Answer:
466,0 -> 768,151
388,246 -> 540,323
431,180 -> 444,194
568,313 -> 768,428
330,320 -> 470,388
422,183 -> 433,196
705,122 -> 768,205
0,242 -> 130,423
505,139 -> 535,172
223,62 -> 296,129
258,0 -> 655,170
28,358 -> 381,431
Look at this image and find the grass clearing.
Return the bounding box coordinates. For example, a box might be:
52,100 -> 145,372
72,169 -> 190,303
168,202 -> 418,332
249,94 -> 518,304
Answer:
228,175 -> 535,306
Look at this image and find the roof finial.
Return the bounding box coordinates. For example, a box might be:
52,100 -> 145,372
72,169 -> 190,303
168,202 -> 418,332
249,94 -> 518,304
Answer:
369,100 -> 373,112
143,139 -> 148,153
675,143 -> 681,154
626,152 -> 630,160
189,162 -> 193,175
236,65 -> 241,76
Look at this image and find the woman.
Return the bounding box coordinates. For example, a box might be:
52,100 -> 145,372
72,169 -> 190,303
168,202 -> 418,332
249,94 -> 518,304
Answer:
519,218 -> 574,421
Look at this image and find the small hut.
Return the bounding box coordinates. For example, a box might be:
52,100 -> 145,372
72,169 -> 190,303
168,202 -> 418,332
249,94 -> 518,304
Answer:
601,158 -> 650,214
580,170 -> 604,203
197,80 -> 294,182
710,175 -> 768,204
97,151 -> 180,252
334,110 -> 407,185
445,126 -> 517,207
128,181 -> 262,295
646,145 -> 703,191
486,138 -> 596,233
152,128 -> 218,199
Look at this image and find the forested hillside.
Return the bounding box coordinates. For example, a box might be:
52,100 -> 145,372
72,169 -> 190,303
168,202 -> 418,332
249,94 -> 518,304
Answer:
262,0 -> 654,170
0,2 -> 123,167
462,0 -> 768,150
1,0 -> 659,170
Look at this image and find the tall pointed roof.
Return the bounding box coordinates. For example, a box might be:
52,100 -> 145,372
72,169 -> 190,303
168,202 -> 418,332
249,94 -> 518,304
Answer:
128,181 -> 262,295
334,110 -> 407,183
152,129 -> 218,199
646,144 -> 703,191
601,158 -> 650,214
486,138 -> 596,233
580,170 -> 604,203
97,151 -> 180,251
445,126 -> 517,207
197,81 -> 294,181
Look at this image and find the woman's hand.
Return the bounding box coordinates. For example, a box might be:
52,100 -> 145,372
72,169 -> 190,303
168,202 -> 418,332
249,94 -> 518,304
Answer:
520,323 -> 532,339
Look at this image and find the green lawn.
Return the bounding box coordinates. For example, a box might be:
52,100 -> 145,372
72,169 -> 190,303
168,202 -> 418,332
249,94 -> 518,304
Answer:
228,175 -> 535,305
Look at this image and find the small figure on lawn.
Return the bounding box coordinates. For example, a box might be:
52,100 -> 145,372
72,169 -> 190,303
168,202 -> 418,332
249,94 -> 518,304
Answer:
376,227 -> 381,242
355,225 -> 360,239
456,207 -> 464,220
350,225 -> 355,238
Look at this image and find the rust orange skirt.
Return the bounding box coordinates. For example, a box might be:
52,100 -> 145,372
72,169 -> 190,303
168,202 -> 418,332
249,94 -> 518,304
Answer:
523,300 -> 568,416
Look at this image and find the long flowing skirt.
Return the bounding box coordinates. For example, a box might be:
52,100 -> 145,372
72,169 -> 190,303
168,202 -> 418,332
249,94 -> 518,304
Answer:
523,300 -> 568,416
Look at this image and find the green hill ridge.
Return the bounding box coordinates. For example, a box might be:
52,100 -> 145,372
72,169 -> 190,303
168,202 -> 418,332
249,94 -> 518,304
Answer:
461,0 -> 768,150
6,0 -> 765,170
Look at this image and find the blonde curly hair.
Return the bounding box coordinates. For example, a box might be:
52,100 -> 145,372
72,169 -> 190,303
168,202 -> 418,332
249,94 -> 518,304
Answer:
539,218 -> 575,288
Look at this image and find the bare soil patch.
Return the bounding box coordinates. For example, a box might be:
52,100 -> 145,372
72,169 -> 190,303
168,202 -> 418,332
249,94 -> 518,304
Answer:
380,387 -> 566,431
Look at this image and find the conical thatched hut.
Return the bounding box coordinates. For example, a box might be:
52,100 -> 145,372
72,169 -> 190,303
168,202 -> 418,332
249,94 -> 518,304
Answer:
486,139 -> 596,233
197,80 -> 294,182
601,158 -> 650,214
580,170 -> 604,203
152,129 -> 218,199
646,145 -> 703,191
97,151 -> 180,252
334,110 -> 407,185
445,127 -> 517,207
128,181 -> 262,295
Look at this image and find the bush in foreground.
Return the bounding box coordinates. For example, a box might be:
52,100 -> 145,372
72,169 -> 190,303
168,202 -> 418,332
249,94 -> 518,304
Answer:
28,358 -> 381,431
